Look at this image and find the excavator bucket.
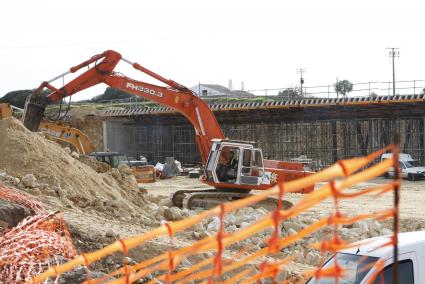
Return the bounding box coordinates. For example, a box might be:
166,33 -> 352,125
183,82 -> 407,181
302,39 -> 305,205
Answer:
22,94 -> 48,132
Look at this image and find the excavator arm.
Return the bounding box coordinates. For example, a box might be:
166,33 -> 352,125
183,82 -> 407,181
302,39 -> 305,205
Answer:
23,50 -> 224,163
38,121 -> 95,154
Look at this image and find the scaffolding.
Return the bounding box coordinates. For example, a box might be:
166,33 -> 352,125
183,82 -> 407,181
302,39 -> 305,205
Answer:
125,124 -> 201,165
118,117 -> 425,167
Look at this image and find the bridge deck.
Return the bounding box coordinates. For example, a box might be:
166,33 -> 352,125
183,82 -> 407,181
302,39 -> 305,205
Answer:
101,94 -> 425,124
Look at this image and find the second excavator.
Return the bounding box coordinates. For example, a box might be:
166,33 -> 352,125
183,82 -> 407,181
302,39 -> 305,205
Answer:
22,50 -> 314,209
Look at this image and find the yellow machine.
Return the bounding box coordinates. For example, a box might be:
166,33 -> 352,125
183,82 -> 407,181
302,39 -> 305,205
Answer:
38,121 -> 95,154
0,103 -> 13,118
89,152 -> 156,183
0,103 -> 95,154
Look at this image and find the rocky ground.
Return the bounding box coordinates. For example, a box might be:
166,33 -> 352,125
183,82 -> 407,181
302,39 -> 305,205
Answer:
0,117 -> 423,282
141,176 -> 425,280
2,168 -> 423,282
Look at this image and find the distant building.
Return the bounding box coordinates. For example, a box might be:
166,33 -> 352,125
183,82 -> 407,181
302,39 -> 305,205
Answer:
190,83 -> 254,97
190,84 -> 232,96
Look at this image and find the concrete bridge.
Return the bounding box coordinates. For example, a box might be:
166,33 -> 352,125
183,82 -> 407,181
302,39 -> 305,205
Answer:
92,94 -> 425,166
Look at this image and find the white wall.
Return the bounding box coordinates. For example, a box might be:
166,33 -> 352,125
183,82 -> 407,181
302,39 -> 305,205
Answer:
190,84 -> 228,96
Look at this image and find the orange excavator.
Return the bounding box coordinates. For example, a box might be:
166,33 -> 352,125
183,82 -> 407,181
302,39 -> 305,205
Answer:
22,50 -> 313,208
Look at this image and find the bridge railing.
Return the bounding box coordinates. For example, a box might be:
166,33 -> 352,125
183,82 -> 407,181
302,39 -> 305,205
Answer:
202,79 -> 425,102
67,79 -> 425,108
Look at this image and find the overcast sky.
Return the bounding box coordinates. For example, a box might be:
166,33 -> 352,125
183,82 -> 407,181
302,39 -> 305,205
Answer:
1,0 -> 424,100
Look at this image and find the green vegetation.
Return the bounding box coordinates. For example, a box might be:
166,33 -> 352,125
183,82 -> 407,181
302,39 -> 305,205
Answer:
277,88 -> 303,99
0,90 -> 32,108
334,80 -> 353,98
3,86 -> 315,114
90,87 -> 132,102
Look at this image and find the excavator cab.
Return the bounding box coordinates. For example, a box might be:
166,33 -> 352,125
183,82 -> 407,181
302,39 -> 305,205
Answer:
205,140 -> 266,187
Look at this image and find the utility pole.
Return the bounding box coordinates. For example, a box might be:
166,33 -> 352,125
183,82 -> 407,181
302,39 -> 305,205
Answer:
387,46 -> 400,284
336,77 -> 339,98
387,47 -> 399,96
297,68 -> 306,97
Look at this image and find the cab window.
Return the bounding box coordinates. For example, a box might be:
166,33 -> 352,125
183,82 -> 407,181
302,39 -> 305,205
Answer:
405,160 -> 420,168
372,259 -> 414,284
307,253 -> 379,283
216,147 -> 239,182
241,149 -> 263,177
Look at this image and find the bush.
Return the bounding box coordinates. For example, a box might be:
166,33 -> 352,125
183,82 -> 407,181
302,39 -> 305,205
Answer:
0,90 -> 33,108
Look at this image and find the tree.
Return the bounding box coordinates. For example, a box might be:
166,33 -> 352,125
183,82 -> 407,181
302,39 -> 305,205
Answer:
369,92 -> 378,98
1,89 -> 75,108
0,90 -> 33,108
334,80 -> 353,98
277,88 -> 300,99
90,87 -> 132,103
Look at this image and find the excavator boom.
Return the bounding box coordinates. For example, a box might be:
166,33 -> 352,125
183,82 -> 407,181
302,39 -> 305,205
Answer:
23,50 -> 224,163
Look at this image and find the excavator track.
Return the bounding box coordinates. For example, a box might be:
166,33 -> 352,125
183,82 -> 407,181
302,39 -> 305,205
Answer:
172,189 -> 293,210
172,189 -> 219,208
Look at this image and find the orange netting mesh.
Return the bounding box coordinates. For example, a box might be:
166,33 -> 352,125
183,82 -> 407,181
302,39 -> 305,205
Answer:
28,145 -> 400,283
0,185 -> 76,283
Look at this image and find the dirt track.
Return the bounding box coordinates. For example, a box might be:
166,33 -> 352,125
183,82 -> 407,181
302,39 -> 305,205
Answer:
142,176 -> 425,231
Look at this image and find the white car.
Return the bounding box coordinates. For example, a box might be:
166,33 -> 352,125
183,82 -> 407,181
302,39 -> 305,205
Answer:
307,231 -> 425,283
381,153 -> 425,181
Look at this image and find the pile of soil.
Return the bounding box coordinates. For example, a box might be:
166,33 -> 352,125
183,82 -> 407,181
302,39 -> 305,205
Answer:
77,155 -> 111,173
0,117 -> 149,216
0,117 -> 169,275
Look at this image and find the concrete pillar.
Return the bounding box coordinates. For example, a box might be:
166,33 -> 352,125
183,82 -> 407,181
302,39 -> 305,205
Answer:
102,121 -> 108,151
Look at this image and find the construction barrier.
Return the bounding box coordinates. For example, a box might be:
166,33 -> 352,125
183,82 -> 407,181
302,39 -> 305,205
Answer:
0,187 -> 76,283
2,145 -> 400,283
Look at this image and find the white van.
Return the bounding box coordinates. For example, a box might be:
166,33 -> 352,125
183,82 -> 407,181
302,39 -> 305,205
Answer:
381,153 -> 425,181
307,231 -> 425,283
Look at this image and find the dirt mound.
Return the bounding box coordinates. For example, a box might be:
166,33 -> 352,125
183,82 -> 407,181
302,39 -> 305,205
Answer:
77,155 -> 111,173
0,117 -> 148,214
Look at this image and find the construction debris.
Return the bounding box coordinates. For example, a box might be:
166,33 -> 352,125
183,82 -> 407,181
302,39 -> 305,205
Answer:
155,157 -> 183,179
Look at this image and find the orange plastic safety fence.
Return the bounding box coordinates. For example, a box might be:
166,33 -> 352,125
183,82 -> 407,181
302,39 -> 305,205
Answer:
0,185 -> 76,283
0,185 -> 44,214
32,145 -> 400,283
